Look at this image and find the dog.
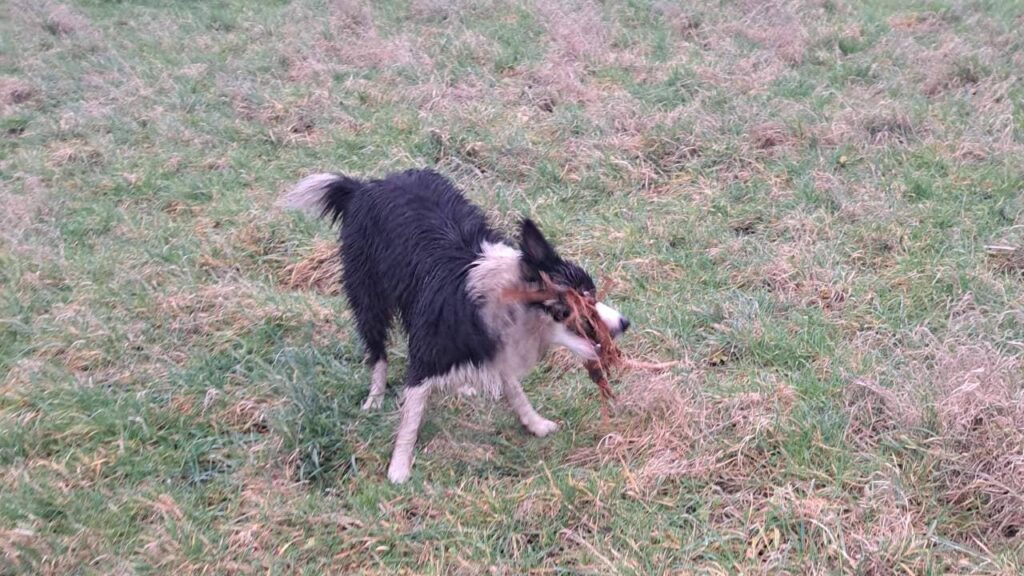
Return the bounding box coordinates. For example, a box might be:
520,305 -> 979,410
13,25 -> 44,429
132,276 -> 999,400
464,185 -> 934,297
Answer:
279,168 -> 629,483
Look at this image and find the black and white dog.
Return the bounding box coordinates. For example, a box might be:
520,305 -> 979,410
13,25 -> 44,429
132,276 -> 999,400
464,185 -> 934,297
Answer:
279,169 -> 629,483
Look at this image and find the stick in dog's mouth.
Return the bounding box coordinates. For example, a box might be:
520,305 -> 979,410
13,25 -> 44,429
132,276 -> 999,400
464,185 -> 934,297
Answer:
503,273 -> 623,419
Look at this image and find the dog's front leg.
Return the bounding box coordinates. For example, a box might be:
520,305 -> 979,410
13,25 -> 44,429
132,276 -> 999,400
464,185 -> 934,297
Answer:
502,377 -> 558,437
387,381 -> 432,484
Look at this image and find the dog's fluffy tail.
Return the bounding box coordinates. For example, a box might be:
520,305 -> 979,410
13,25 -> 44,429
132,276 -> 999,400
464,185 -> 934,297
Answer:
277,173 -> 364,224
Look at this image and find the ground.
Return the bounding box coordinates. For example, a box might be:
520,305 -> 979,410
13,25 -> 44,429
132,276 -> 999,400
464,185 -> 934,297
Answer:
2,0 -> 1024,573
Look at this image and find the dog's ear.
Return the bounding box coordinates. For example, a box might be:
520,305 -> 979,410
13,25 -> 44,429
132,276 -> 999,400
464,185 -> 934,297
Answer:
519,219 -> 558,270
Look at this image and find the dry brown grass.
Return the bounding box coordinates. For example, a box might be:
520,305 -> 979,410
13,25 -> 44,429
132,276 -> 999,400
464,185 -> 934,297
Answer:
0,177 -> 50,250
691,0 -> 811,96
567,308 -> 1024,567
29,301 -> 112,374
501,0 -> 615,111
217,398 -> 276,435
985,244 -> 1024,274
888,11 -> 949,33
270,0 -> 433,91
727,222 -> 849,312
835,104 -> 920,148
923,341 -> 1024,539
571,366 -> 796,489
42,3 -> 90,37
748,121 -> 792,152
279,241 -> 343,295
423,436 -> 496,463
47,140 -> 104,167
0,76 -> 35,108
534,0 -> 609,63
322,0 -> 432,72
220,467 -> 306,559
158,282 -> 309,343
966,77 -> 1022,155
0,528 -> 47,569
577,368 -> 990,572
7,0 -> 98,53
728,0 -> 808,65
848,316 -> 1024,542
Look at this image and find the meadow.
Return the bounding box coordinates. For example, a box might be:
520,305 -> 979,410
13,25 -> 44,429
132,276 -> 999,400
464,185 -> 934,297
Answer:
2,0 -> 1023,573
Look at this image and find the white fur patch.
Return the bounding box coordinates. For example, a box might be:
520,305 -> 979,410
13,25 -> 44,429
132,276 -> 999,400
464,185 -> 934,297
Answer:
388,381 -> 433,484
277,173 -> 338,215
361,360 -> 388,411
503,377 -> 558,437
596,302 -> 624,335
460,241 -> 552,396
550,323 -> 598,360
424,361 -> 507,400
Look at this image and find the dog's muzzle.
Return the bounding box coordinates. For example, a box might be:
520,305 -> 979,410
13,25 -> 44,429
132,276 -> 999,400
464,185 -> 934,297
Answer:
596,302 -> 629,338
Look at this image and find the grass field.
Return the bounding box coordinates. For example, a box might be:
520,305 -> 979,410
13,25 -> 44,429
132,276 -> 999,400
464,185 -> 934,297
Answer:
2,0 -> 1024,573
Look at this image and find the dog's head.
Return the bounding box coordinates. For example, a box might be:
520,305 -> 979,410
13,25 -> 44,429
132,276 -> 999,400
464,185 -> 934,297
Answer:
518,219 -> 630,360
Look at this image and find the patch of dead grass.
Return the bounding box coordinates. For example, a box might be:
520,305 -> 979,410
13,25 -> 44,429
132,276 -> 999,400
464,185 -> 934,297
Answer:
279,241 -> 342,295
406,75 -> 489,113
159,282 -> 291,340
534,0 -> 609,63
0,176 -> 51,249
409,0 -> 472,23
653,2 -> 702,39
825,95 -> 924,151
860,109 -> 919,146
888,11 -> 949,33
275,2 -> 430,87
572,368 -> 796,489
576,363 -> 1000,570
30,301 -> 112,374
231,91 -> 358,145
321,2 -> 431,72
220,467 -> 307,561
849,318 -> 1024,541
695,0 -> 811,95
42,3 -> 90,37
0,76 -> 36,107
729,234 -> 849,312
965,77 -> 1021,154
923,341 -> 1024,539
726,16 -> 807,66
0,528 -> 49,571
501,0 -> 613,111
422,435 -> 496,463
923,52 -> 989,97
985,244 -> 1024,275
748,121 -> 792,152
217,398 -> 277,435
47,140 -> 103,167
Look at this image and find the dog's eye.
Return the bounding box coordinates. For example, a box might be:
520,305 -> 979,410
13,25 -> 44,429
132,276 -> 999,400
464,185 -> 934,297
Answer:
548,301 -> 570,322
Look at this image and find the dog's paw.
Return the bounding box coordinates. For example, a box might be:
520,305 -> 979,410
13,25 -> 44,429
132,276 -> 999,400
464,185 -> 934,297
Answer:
387,460 -> 412,484
527,417 -> 559,437
361,394 -> 384,411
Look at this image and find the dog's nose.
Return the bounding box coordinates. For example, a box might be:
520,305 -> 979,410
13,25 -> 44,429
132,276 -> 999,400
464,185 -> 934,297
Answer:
619,317 -> 630,334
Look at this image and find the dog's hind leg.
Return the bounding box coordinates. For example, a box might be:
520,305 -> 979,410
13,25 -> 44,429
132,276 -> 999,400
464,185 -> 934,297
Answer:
343,250 -> 392,410
362,359 -> 388,411
502,378 -> 558,437
387,380 -> 433,484
354,309 -> 389,410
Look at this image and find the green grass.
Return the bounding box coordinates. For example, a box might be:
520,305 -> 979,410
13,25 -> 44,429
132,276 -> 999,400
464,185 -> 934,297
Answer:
3,0 -> 1024,573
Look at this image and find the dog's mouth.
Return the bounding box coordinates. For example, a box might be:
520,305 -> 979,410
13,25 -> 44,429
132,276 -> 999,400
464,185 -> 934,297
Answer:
554,292 -> 629,340
502,274 -> 630,346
